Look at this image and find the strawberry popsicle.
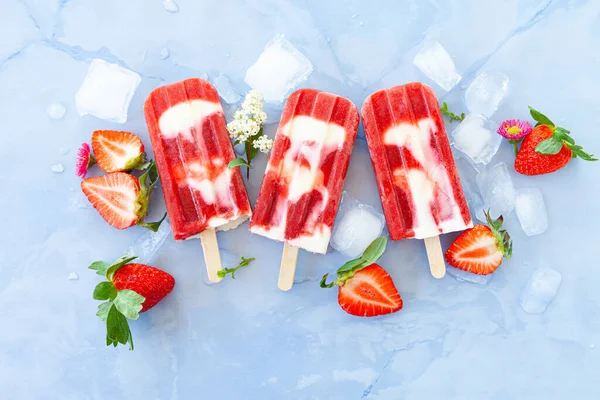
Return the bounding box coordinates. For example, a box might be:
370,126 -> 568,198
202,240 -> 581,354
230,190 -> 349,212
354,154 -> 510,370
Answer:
250,89 -> 359,290
144,78 -> 252,282
362,82 -> 472,278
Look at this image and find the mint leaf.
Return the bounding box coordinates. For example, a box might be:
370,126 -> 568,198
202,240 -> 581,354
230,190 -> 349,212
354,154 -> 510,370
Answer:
528,106 -> 554,127
97,301 -> 112,321
113,289 -> 145,320
228,158 -> 251,169
105,256 -> 137,280
93,282 -> 117,301
217,256 -> 255,279
89,261 -> 111,276
106,304 -> 134,350
535,138 -> 563,155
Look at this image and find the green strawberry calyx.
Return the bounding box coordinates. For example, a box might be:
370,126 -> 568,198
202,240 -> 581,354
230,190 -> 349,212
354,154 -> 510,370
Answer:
89,255 -> 146,351
528,106 -> 597,161
484,210 -> 513,259
134,160 -> 167,232
320,237 -> 387,288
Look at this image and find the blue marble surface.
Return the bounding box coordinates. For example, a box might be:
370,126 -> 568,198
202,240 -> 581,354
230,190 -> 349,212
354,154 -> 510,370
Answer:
1,1 -> 599,399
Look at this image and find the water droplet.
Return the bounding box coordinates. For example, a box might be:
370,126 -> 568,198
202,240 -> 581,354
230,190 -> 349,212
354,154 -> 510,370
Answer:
591,344 -> 596,349
351,13 -> 357,19
359,21 -> 364,26
51,164 -> 64,173
163,0 -> 179,13
59,147 -> 70,155
68,272 -> 79,280
160,47 -> 170,60
46,103 -> 66,120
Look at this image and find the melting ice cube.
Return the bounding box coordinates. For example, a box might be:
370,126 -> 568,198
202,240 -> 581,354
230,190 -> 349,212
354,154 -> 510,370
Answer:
331,192 -> 385,258
446,266 -> 493,286
75,59 -> 141,123
452,114 -> 502,165
213,73 -> 241,104
163,0 -> 179,13
476,163 -> 515,219
245,34 -> 313,103
123,220 -> 172,264
465,70 -> 509,118
413,40 -> 461,91
520,268 -> 561,314
515,188 -> 548,236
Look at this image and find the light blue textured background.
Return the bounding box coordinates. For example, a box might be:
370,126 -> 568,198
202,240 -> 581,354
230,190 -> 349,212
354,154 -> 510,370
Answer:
1,1 -> 599,399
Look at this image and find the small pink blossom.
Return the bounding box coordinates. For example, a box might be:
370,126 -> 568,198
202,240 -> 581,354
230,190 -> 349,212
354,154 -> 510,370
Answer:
75,143 -> 95,178
497,119 -> 533,140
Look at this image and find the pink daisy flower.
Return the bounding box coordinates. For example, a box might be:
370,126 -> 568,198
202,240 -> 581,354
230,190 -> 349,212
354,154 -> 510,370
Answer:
497,119 -> 533,155
75,143 -> 95,178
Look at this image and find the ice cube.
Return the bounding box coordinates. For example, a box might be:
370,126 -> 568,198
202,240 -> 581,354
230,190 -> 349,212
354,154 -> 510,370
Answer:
446,267 -> 492,286
520,268 -> 561,314
245,34 -> 313,103
163,0 -> 179,13
160,47 -> 170,60
476,163 -> 515,219
413,40 -> 461,91
515,188 -> 548,236
51,164 -> 64,173
75,59 -> 141,123
331,192 -> 385,258
67,272 -> 79,281
452,114 -> 502,165
465,70 -> 509,118
213,73 -> 241,104
46,102 -> 66,120
123,220 -> 172,264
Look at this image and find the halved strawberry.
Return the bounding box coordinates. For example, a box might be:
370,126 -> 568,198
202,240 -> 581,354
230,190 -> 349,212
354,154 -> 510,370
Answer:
337,264 -> 402,317
92,130 -> 147,173
81,162 -> 166,231
321,237 -> 403,317
444,210 -> 512,275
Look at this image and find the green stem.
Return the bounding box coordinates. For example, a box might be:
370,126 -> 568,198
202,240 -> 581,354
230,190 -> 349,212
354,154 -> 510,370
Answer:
509,140 -> 520,156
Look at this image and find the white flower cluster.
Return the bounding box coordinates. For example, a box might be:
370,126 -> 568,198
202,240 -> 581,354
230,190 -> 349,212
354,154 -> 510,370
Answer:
227,90 -> 272,153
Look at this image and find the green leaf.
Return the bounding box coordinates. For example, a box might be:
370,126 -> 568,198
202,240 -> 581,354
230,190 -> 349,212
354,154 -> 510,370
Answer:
105,255 -> 138,280
89,261 -> 111,276
535,138 -> 563,155
106,304 -> 134,350
138,212 -> 167,232
139,160 -> 159,197
93,281 -> 117,301
440,102 -> 465,123
246,137 -> 259,161
336,258 -> 367,274
360,236 -> 387,265
113,289 -> 145,320
97,301 -> 112,321
228,157 -> 251,169
319,273 -> 336,289
217,256 -> 255,279
565,143 -> 598,161
528,106 -> 554,127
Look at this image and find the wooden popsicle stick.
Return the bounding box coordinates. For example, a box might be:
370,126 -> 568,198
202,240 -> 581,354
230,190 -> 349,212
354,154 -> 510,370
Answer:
199,228 -> 223,283
424,236 -> 446,279
278,243 -> 299,291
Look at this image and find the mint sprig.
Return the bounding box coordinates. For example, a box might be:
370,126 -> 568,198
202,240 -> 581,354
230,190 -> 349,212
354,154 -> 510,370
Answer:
217,256 -> 255,279
529,106 -> 597,161
440,102 -> 465,123
135,160 -> 168,232
89,256 -> 146,351
320,237 -> 387,288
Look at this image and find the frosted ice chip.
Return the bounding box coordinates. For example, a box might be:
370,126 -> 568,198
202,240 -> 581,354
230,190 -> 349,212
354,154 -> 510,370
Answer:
331,192 -> 385,258
476,163 -> 515,219
213,73 -> 241,104
75,59 -> 141,123
245,34 -> 313,103
465,70 -> 509,118
123,220 -> 172,264
46,102 -> 66,120
452,114 -> 502,165
163,0 -> 179,13
515,188 -> 548,236
447,266 -> 492,286
160,47 -> 170,60
413,40 -> 461,91
520,268 -> 561,314
67,272 -> 79,280
51,164 -> 64,173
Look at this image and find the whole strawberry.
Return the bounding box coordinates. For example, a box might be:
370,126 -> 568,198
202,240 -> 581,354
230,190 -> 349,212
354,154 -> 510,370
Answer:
89,256 -> 175,350
515,107 -> 596,176
321,237 -> 403,317
444,210 -> 512,275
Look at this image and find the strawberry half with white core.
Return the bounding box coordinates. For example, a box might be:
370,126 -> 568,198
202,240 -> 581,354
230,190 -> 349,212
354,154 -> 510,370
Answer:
81,161 -> 166,231
321,237 -> 403,317
92,130 -> 148,173
90,255 -> 175,350
444,210 -> 513,275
